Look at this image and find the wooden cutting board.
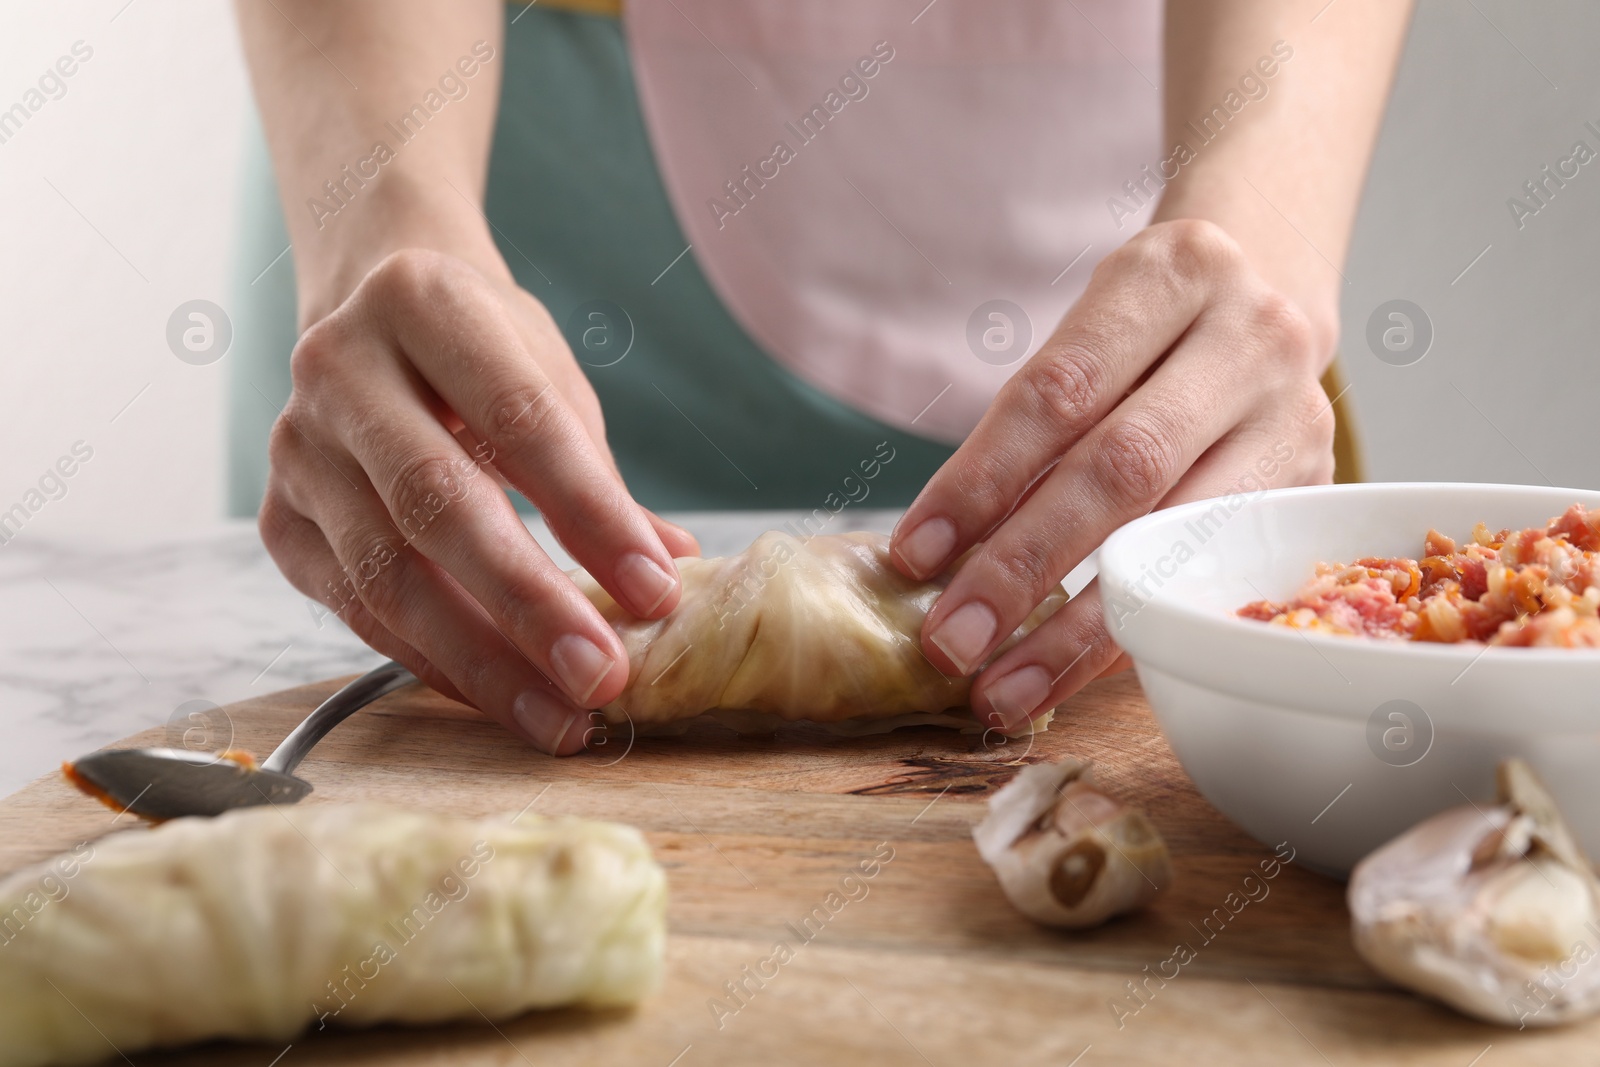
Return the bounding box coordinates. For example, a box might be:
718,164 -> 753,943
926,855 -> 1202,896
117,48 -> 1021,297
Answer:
2,672 -> 1590,1065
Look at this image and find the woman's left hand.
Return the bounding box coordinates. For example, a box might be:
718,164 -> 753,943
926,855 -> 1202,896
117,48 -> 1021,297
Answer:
889,217 -> 1338,731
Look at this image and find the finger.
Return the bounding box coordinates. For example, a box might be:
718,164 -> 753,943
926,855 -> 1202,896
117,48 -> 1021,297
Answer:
968,400 -> 1329,730
355,251 -> 683,621
969,581 -> 1123,731
326,512 -> 590,755
259,489 -> 468,706
1155,385 -> 1337,506
1097,651 -> 1133,679
326,364 -> 633,709
920,311 -> 1276,678
891,220 -> 1241,580
272,436 -> 592,756
452,416 -> 700,558
646,510 -> 701,559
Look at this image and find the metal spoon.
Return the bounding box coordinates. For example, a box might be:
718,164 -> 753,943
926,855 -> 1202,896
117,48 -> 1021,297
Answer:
67,660 -> 415,821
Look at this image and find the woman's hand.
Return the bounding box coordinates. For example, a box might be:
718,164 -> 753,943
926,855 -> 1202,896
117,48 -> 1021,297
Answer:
259,248 -> 697,754
890,219 -> 1336,729
889,0 -> 1414,727
237,0 -> 699,753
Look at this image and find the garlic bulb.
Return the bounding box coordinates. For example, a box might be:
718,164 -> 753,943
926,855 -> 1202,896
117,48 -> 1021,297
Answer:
1349,759 -> 1600,1028
973,758 -> 1171,928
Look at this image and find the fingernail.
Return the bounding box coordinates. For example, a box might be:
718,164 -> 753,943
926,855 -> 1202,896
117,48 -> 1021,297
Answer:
895,517 -> 958,579
928,601 -> 998,675
983,665 -> 1051,731
512,691 -> 589,755
616,552 -> 678,615
549,634 -> 616,703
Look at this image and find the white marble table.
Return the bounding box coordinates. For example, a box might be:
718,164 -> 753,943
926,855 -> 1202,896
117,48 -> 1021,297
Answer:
0,511 -> 909,799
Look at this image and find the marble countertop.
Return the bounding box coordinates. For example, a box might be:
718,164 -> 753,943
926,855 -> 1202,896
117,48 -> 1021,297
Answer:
0,511 -> 904,800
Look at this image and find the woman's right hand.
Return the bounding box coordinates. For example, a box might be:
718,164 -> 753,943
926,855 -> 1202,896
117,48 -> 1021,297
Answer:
258,247 -> 698,755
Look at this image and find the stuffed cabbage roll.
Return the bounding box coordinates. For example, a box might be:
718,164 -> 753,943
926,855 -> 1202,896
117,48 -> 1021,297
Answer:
570,531 -> 1068,734
0,805 -> 664,1067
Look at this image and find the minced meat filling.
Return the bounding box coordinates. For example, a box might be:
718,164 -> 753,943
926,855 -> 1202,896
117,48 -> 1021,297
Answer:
1239,504 -> 1600,648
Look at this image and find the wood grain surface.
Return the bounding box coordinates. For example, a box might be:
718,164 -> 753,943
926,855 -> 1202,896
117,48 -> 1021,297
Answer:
2,672 -> 1591,1065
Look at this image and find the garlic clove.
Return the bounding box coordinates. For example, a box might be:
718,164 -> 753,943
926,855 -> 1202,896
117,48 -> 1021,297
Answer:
1484,855 -> 1597,963
974,759 -> 1171,929
1349,758 -> 1600,1028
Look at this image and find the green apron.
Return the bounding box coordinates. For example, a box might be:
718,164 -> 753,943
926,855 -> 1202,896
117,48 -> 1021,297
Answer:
226,4 -> 956,517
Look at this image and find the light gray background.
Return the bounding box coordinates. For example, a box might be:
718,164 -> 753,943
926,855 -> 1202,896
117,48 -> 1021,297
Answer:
0,1 -> 246,540
1341,0 -> 1597,489
0,0 -> 1593,544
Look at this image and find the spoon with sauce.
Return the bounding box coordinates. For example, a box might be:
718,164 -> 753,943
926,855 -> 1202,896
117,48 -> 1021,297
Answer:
64,660 -> 415,821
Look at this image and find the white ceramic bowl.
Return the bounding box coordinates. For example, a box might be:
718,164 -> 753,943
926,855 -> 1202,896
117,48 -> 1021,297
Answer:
1098,482 -> 1600,876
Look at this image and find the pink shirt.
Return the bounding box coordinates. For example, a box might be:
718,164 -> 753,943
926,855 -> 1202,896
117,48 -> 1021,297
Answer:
624,0 -> 1163,442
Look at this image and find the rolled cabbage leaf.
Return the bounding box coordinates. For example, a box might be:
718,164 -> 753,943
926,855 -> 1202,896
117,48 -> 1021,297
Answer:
571,531 -> 1068,733
0,805 -> 664,1067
